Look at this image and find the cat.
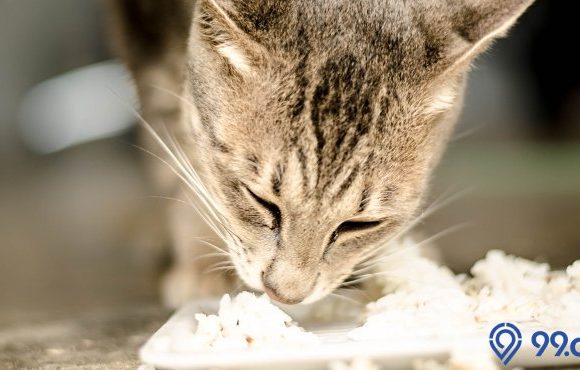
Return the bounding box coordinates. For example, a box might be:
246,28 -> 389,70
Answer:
108,0 -> 534,308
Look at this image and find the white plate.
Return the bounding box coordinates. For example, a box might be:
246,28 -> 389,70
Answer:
139,299 -> 580,369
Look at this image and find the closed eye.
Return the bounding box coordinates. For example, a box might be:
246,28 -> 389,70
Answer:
329,219 -> 384,245
335,220 -> 383,235
324,219 -> 384,257
244,186 -> 281,230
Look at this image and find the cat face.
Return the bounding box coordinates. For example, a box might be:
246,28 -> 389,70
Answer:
181,0 -> 534,304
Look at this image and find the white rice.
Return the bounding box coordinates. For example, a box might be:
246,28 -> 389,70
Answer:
184,245 -> 578,354
350,245 -> 580,341
350,240 -> 478,341
189,292 -> 318,351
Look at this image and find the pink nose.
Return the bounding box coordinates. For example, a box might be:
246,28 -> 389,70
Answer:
261,272 -> 304,305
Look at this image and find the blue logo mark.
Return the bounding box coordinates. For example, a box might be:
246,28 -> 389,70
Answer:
489,322 -> 523,365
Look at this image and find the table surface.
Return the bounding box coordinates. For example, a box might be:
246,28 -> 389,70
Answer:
0,305 -> 169,370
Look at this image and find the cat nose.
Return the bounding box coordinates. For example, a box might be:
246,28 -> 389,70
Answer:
261,271 -> 304,305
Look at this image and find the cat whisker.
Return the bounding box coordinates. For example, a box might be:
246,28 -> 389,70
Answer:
183,191 -> 235,248
329,291 -> 364,306
356,221 -> 470,274
400,187 -> 472,237
358,187 -> 471,266
164,131 -> 224,219
185,252 -> 230,263
118,93 -> 235,245
146,85 -> 243,245
341,270 -> 428,287
187,228 -> 233,253
349,221 -> 468,285
412,221 -> 471,249
149,83 -> 198,112
181,187 -> 237,247
190,236 -> 222,241
354,243 -> 421,272
336,286 -> 371,302
207,260 -> 235,269
145,194 -> 193,206
132,140 -> 231,243
204,265 -> 236,274
204,258 -> 236,274
145,195 -> 236,255
194,242 -> 231,257
451,121 -> 485,142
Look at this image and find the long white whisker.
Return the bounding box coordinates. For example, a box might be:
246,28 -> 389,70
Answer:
355,244 -> 421,271
207,260 -> 235,269
148,83 -> 197,111
187,252 -> 230,262
342,271 -> 427,287
204,265 -> 236,274
451,122 -> 485,142
359,188 -> 472,266
132,143 -> 227,239
414,222 -> 471,249
119,94 -> 233,243
144,197 -> 235,259
163,136 -> 230,234
329,292 -> 364,306
182,191 -> 239,250
192,239 -> 231,256
145,84 -> 240,244
356,222 -> 470,274
336,286 -> 372,302
390,188 -> 471,242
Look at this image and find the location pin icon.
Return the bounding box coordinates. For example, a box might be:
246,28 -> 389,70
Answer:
489,323 -> 523,365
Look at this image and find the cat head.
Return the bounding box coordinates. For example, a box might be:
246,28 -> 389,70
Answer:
181,0 -> 534,304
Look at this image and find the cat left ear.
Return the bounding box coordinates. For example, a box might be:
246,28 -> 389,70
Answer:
197,0 -> 259,74
439,0 -> 535,73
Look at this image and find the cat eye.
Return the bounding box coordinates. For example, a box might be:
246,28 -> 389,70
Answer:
336,220 -> 383,235
330,219 -> 383,243
323,219 -> 384,258
244,186 -> 282,230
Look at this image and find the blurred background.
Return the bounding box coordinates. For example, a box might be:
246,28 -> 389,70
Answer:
0,0 -> 579,365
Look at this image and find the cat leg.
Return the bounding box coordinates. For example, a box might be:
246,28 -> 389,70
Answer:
161,190 -> 239,309
106,0 -> 194,192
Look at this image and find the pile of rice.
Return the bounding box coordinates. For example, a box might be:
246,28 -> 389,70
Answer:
350,240 -> 477,341
189,246 -> 579,349
350,243 -> 580,341
467,250 -> 580,328
188,292 -> 318,351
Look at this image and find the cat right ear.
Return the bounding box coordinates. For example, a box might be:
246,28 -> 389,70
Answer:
435,0 -> 535,74
197,0 -> 261,75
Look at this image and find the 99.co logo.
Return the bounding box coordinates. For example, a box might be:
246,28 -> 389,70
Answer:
531,330 -> 580,358
489,323 -> 580,365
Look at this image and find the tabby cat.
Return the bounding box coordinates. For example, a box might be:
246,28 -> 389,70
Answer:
108,0 -> 534,307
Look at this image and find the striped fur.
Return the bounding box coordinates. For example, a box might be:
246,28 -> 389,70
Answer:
109,0 -> 535,306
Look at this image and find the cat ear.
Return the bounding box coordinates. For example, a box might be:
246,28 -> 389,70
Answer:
197,0 -> 259,74
438,0 -> 534,72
